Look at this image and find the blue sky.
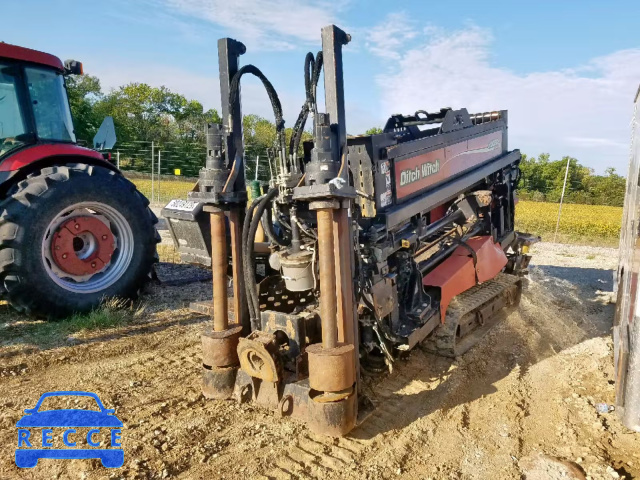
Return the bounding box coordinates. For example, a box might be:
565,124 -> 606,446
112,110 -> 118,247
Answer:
4,0 -> 640,173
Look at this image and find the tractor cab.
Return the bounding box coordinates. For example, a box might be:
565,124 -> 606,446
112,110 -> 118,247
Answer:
0,43 -> 78,160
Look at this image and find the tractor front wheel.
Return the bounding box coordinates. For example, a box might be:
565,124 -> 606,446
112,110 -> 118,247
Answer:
0,164 -> 159,318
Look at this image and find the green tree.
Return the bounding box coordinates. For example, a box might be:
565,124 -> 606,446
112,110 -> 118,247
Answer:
93,83 -> 221,144
65,74 -> 103,143
518,153 -> 626,206
365,127 -> 383,135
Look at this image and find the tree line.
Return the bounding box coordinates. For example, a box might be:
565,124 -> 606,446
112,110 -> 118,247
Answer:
518,154 -> 626,207
67,75 -> 626,206
66,74 -> 310,178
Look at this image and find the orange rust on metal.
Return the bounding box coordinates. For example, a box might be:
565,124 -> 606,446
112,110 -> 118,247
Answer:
201,325 -> 242,368
333,205 -> 359,398
316,208 -> 338,349
306,343 -> 355,393
308,387 -> 357,436
51,216 -> 115,276
333,208 -> 355,346
312,387 -> 353,403
237,331 -> 282,383
210,210 -> 228,332
228,209 -> 247,330
423,235 -> 508,321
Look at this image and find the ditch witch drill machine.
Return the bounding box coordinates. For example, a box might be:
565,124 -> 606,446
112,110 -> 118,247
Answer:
163,25 -> 536,436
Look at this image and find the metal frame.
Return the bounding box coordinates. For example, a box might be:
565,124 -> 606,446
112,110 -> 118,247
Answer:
218,38 -> 246,191
191,24 -> 526,438
615,84 -> 640,431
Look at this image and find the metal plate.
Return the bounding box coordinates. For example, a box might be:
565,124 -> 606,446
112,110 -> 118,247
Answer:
258,276 -> 315,314
164,199 -> 200,212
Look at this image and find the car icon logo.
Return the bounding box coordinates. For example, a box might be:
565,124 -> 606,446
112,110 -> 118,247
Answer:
15,391 -> 123,468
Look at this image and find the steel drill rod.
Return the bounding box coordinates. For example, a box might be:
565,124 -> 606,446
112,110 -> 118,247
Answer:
228,208 -> 247,330
317,208 -> 338,349
210,211 -> 228,332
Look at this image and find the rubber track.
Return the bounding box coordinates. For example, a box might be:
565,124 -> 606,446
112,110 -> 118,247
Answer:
423,273 -> 522,358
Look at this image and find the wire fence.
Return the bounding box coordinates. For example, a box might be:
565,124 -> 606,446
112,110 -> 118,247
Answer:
111,140 -> 272,205
107,140 -> 622,253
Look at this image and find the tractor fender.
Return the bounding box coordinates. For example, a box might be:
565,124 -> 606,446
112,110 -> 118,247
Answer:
0,144 -> 117,195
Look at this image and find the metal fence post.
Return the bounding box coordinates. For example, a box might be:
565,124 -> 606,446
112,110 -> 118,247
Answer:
157,149 -> 162,203
553,157 -> 570,243
151,141 -> 155,203
116,150 -> 120,170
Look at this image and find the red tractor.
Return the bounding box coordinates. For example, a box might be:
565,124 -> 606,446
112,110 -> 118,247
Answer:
0,43 -> 158,317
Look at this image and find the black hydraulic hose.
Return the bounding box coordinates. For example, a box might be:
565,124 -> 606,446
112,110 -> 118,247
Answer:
289,51 -> 323,157
244,189 -> 279,331
418,224 -> 483,274
225,65 -> 285,191
419,209 -> 466,241
261,207 -> 289,247
309,51 -> 323,108
289,52 -> 317,147
242,196 -> 264,321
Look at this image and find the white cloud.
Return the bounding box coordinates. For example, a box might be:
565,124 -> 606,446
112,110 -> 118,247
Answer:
365,12 -> 417,60
163,0 -> 342,50
370,22 -> 640,173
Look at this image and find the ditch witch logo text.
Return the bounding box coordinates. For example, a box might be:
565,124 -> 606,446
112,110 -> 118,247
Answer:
15,391 -> 123,468
399,159 -> 440,186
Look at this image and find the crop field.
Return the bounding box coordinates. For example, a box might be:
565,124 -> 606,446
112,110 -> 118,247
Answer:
127,173 -> 624,246
515,200 -> 622,244
128,176 -> 195,204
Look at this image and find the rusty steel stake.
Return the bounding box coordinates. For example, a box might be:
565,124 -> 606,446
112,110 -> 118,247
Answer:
317,208 -> 338,349
210,210 -> 228,332
228,208 -> 247,330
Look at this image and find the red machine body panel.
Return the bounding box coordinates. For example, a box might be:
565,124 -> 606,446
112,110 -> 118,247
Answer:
423,235 -> 508,321
0,43 -> 64,71
394,130 -> 503,200
0,144 -> 105,172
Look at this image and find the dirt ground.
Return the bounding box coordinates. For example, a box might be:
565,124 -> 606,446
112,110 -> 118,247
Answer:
1,242 -> 639,479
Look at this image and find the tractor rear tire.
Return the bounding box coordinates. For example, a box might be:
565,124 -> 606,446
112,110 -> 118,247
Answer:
0,163 -> 159,318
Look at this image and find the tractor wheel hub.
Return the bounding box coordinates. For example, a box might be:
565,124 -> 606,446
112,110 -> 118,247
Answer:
51,216 -> 116,276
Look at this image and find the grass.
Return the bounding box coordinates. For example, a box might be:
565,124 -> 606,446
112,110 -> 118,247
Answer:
515,200 -> 622,245
128,177 -> 194,205
0,298 -> 145,348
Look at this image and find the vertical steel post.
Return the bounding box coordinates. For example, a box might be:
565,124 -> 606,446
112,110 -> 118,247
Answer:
157,150 -> 161,203
116,150 -> 120,170
151,141 -> 155,202
317,208 -> 338,349
321,25 -> 349,180
218,38 -> 246,191
199,39 -> 248,401
553,157 -> 570,243
218,38 -> 249,330
334,208 -> 355,346
228,209 -> 248,331
210,210 -> 228,332
321,25 -> 359,380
